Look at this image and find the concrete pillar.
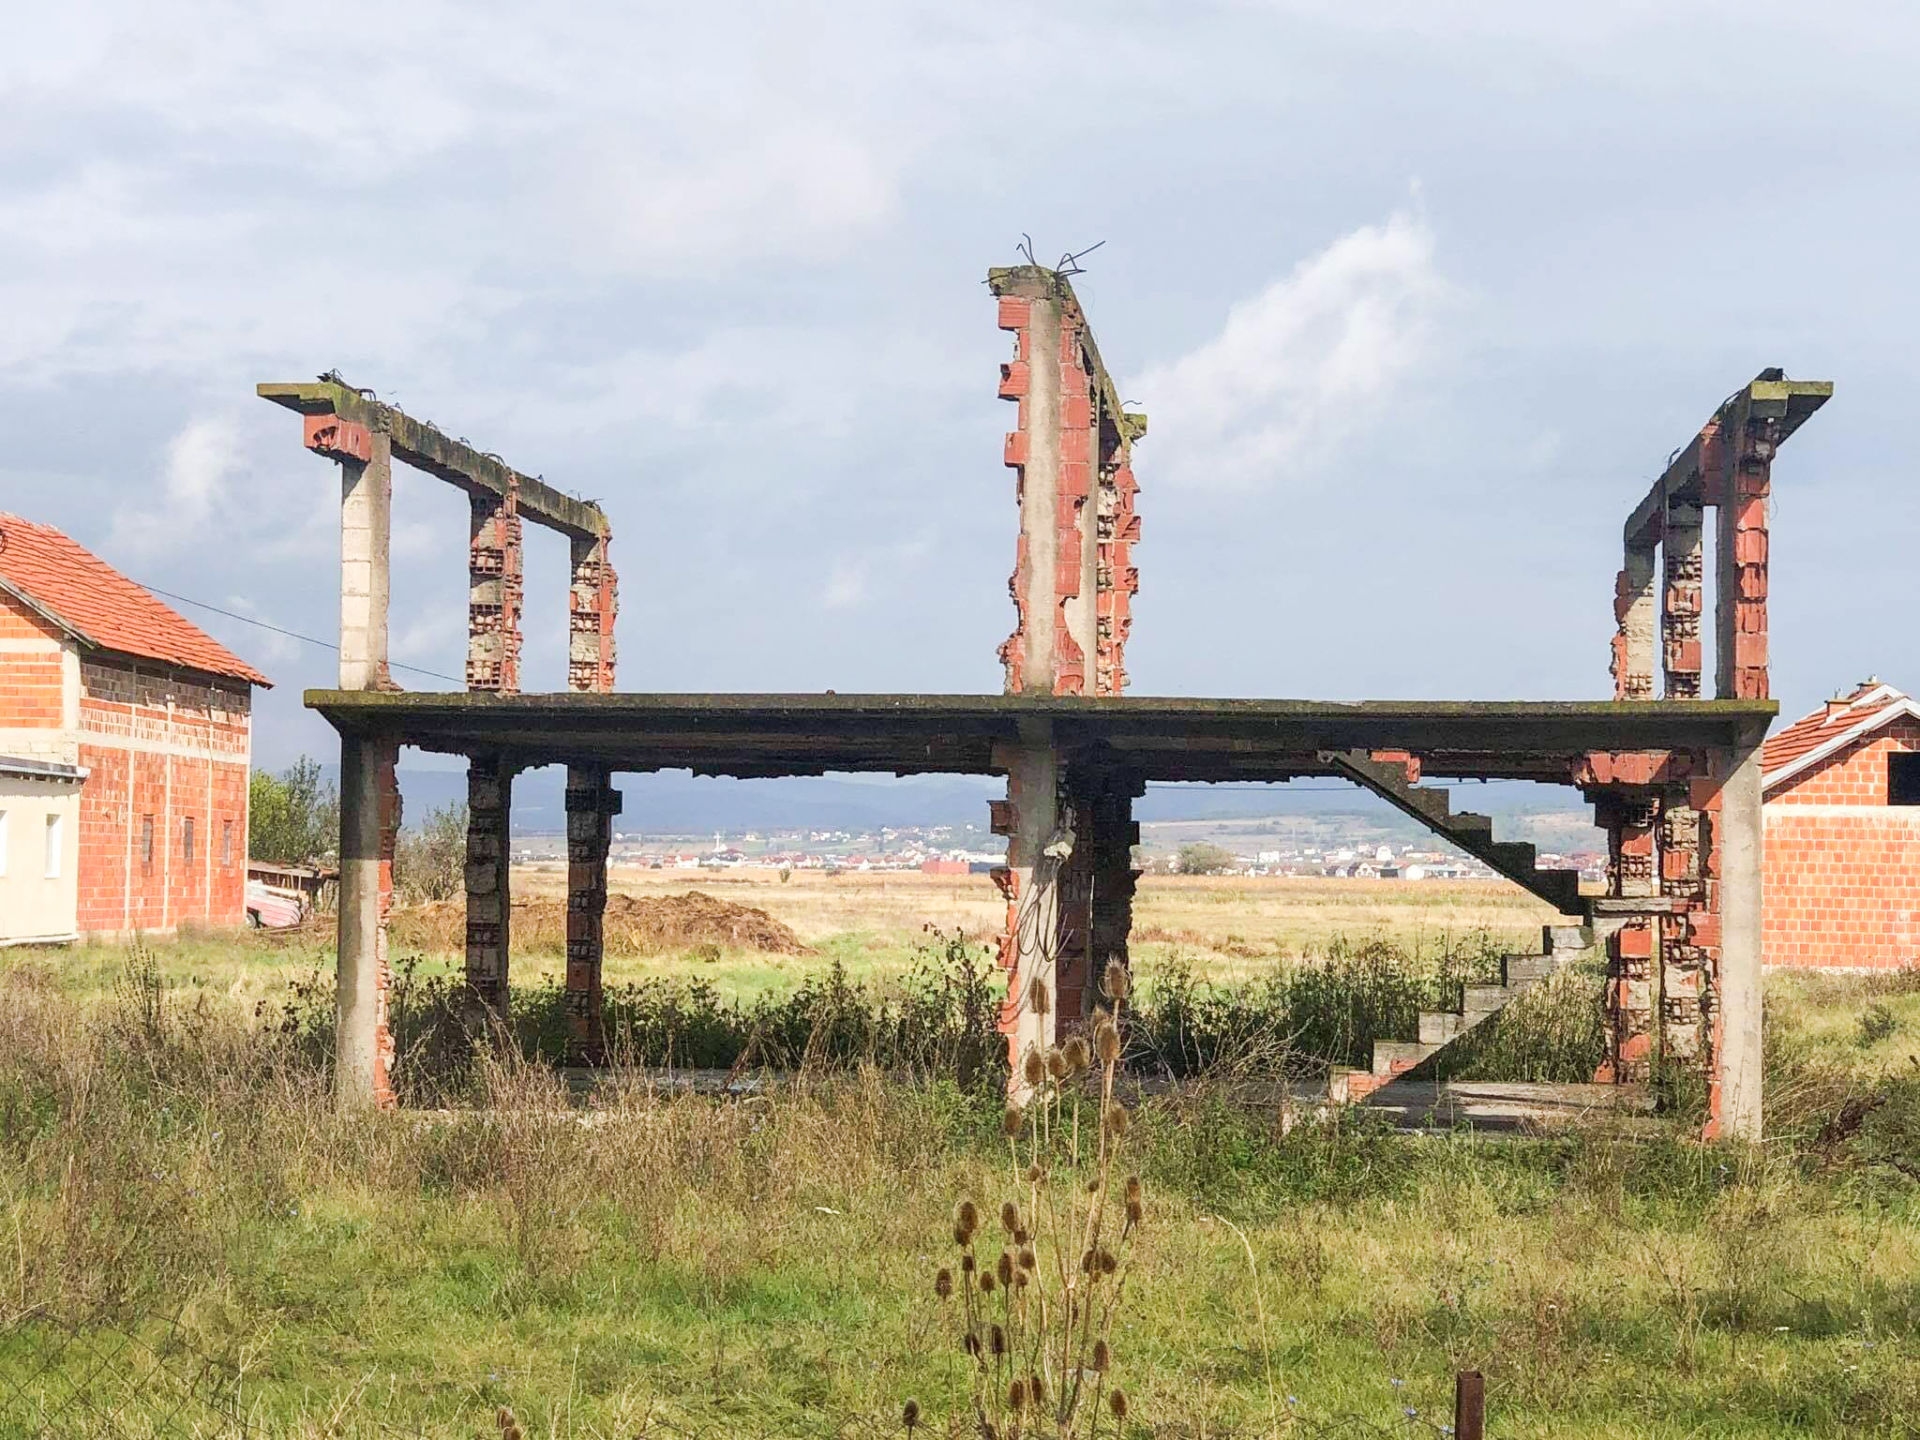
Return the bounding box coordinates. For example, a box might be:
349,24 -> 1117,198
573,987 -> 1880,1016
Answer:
1662,500 -> 1704,700
1716,414 -> 1775,701
464,754 -> 514,1023
467,488 -> 524,694
337,733 -> 398,1108
992,721 -> 1062,1094
1713,735 -> 1766,1140
564,765 -> 619,1061
568,534 -> 618,693
338,428 -> 392,691
1611,542 -> 1657,700
1658,791 -> 1708,1073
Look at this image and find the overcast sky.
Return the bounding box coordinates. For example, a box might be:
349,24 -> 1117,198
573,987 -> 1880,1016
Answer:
5,2 -> 1917,772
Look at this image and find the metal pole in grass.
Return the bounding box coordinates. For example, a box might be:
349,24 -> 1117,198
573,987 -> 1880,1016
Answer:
1454,1370 -> 1486,1440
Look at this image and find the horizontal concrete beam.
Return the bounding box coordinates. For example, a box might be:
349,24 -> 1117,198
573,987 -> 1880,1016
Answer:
304,688 -> 1777,784
1623,371 -> 1831,546
258,380 -> 610,542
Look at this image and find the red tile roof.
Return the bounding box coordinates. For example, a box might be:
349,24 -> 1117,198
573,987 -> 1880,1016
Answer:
0,512 -> 270,687
1762,679 -> 1915,792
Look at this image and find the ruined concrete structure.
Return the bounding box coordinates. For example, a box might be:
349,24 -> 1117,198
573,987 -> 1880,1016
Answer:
274,278 -> 1830,1142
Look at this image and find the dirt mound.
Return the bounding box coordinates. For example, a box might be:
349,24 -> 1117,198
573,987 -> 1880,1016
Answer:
389,889 -> 808,956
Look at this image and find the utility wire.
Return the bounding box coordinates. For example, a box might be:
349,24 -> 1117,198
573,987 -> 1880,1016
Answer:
1145,779 -> 1536,793
137,581 -> 466,685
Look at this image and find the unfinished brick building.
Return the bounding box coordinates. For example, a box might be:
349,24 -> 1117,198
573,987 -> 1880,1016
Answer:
275,269 -> 1828,1142
1761,679 -> 1920,971
0,514 -> 269,942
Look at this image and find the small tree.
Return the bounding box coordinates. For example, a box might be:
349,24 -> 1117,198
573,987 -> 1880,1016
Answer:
394,801 -> 470,903
248,757 -> 339,866
1175,841 -> 1236,875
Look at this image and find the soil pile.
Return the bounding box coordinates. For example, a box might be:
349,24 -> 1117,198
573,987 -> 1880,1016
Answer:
389,889 -> 808,956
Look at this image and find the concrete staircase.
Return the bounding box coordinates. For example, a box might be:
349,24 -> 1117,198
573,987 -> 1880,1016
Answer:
1318,749 -> 1585,916
1330,924 -> 1598,1103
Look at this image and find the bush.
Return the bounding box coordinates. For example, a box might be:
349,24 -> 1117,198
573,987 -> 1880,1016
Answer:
1175,841 -> 1236,875
247,756 -> 337,865
393,801 -> 468,903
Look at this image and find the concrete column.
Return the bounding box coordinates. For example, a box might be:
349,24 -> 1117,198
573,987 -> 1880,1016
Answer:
467,489 -> 524,694
463,754 -> 514,1023
1714,735 -> 1766,1140
565,766 -> 619,1061
1662,500 -> 1704,700
339,430 -> 392,691
1611,542 -> 1657,700
993,720 -> 1061,1095
1716,416 -> 1775,701
568,535 -> 619,693
337,733 -> 398,1109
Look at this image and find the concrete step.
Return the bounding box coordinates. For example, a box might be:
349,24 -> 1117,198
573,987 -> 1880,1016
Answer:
1463,984 -> 1517,1014
1545,923 -> 1595,956
1488,840 -> 1539,874
1530,867 -> 1586,915
1449,811 -> 1494,839
1373,1039 -> 1441,1076
1503,954 -> 1552,985
1419,1010 -> 1475,1044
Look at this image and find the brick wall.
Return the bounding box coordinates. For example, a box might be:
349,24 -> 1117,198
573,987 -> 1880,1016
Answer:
1764,718 -> 1920,970
75,656 -> 252,933
0,590 -> 72,745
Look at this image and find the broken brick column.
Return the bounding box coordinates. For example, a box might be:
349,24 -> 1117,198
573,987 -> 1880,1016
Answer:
1716,407 -> 1776,700
467,486 -> 524,693
1611,541 -> 1657,700
564,766 -> 619,1062
1087,774 -> 1142,1007
463,753 -> 514,1024
568,533 -> 618,693
1658,785 -> 1708,1078
1095,416 -> 1144,696
1595,791 -> 1659,1083
1662,499 -> 1704,700
562,531 -> 618,1053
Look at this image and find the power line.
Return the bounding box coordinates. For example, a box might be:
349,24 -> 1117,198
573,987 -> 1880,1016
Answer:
1145,779 -> 1538,793
137,581 -> 465,685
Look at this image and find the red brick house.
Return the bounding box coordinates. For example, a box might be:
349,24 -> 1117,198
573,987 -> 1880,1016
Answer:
1763,678 -> 1920,972
0,513 -> 269,941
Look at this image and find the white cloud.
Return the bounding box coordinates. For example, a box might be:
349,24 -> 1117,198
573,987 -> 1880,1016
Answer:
823,558 -> 869,610
821,536 -> 930,611
109,417 -> 243,556
1131,211 -> 1453,490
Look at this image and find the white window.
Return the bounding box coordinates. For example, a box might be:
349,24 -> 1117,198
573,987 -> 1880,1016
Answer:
0,809 -> 8,876
43,813 -> 61,879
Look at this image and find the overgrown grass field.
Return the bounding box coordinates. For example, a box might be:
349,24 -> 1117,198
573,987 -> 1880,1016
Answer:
3,877 -> 1917,1437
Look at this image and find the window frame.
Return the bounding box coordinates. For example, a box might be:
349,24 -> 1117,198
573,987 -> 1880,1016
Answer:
43,812 -> 62,880
1889,751 -> 1920,806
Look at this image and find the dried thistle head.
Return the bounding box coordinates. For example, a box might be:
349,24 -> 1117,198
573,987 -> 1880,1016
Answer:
1022,1048 -> 1046,1088
961,1253 -> 977,1274
1109,1388 -> 1128,1420
1023,1162 -> 1045,1184
1091,1338 -> 1112,1372
1031,977 -> 1051,1017
1086,1177 -> 1101,1194
1125,1174 -> 1142,1203
956,1199 -> 980,1241
1046,1047 -> 1069,1081
1007,1377 -> 1027,1410
1028,1370 -> 1047,1405
497,1408 -> 523,1440
1126,1195 -> 1144,1227
1104,958 -> 1131,1003
990,1323 -> 1007,1357
935,1267 -> 953,1300
996,1250 -> 1015,1288
903,1398 -> 921,1431
1000,1200 -> 1020,1234
1002,1104 -> 1024,1139
1018,1246 -> 1036,1271
1014,1269 -> 1029,1289
1095,1016 -> 1122,1066
1013,1227 -> 1030,1247
1080,1248 -> 1095,1274
1099,1247 -> 1118,1276
1104,1103 -> 1130,1139
1062,1035 -> 1091,1073
979,1270 -> 996,1294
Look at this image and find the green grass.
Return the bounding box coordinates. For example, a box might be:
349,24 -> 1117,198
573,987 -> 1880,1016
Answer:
1,941 -> 1916,1437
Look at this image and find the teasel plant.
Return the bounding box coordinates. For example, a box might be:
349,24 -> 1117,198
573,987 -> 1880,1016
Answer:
915,957 -> 1144,1439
